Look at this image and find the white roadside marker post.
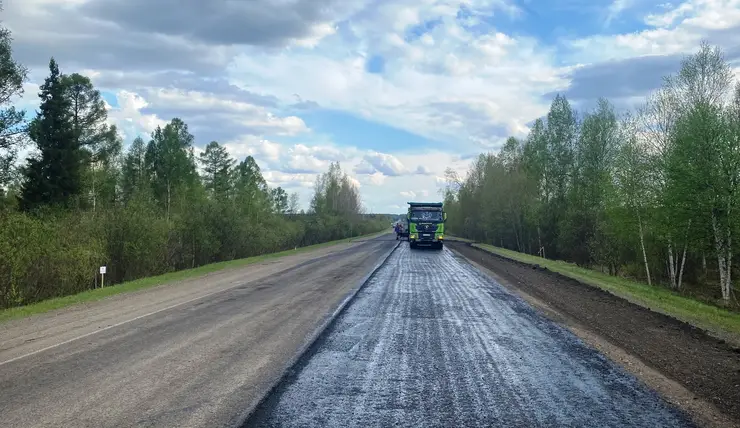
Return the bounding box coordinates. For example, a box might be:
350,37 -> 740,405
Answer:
99,265 -> 107,288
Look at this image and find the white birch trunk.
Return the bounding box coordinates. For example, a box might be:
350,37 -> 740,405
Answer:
667,236 -> 677,289
711,212 -> 730,303
677,219 -> 691,290
637,210 -> 651,286
725,218 -> 732,301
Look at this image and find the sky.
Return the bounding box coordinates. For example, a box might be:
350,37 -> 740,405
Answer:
5,0 -> 740,213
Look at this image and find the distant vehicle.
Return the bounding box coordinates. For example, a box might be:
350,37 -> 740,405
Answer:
395,222 -> 408,240
407,202 -> 446,250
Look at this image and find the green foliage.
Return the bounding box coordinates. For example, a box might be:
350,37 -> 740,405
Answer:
446,42 -> 740,307
0,58 -> 388,308
20,58 -> 82,212
0,18 -> 28,189
0,27 -> 389,309
0,210 -> 104,307
199,141 -> 234,200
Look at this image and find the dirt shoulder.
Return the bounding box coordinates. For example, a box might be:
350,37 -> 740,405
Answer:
448,241 -> 740,427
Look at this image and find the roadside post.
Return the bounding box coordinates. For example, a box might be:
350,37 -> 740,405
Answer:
99,265 -> 107,288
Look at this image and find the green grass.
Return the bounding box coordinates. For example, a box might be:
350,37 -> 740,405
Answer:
473,243 -> 740,339
0,230 -> 390,324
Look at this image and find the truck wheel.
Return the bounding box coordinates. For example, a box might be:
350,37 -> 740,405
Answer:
410,242 -> 416,249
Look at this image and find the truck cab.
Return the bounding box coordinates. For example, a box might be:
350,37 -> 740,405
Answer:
407,202 -> 446,249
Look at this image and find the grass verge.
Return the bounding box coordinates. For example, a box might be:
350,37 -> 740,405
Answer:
0,230 -> 390,324
472,242 -> 740,339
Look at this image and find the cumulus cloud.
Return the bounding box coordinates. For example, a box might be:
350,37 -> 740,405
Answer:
105,91 -> 168,140
355,152 -> 408,176
227,0 -> 569,150
569,0 -> 740,63
8,0 -> 740,213
262,170 -> 317,189
366,172 -> 387,186
545,0 -> 740,111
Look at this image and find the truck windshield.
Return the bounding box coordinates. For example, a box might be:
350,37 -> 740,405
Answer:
410,210 -> 443,221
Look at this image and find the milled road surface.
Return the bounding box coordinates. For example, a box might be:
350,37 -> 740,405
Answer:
245,245 -> 695,428
0,235 -> 397,428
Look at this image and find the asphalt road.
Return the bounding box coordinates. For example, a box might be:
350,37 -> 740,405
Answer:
0,234 -> 397,428
245,244 -> 696,428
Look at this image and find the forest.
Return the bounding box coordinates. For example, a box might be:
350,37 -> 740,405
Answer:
444,42 -> 740,308
0,26 -> 388,309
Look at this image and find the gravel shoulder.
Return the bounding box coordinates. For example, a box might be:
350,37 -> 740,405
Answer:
448,241 -> 740,427
245,245 -> 695,428
0,234 -> 398,428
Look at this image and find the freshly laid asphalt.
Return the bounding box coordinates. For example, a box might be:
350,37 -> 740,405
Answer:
244,244 -> 695,428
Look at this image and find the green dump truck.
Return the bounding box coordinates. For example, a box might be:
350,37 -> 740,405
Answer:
407,202 -> 446,250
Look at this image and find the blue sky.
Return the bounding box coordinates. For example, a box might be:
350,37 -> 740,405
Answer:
7,0 -> 740,213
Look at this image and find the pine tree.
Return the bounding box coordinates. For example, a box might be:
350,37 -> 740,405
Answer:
199,141 -> 234,199
121,136 -> 149,201
19,58 -> 81,211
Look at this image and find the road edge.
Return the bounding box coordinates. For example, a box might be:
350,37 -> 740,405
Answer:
460,240 -> 740,347
448,244 -> 738,428
231,238 -> 401,427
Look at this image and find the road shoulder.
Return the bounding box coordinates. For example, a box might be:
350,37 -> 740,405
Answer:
448,242 -> 740,428
0,234 -> 391,366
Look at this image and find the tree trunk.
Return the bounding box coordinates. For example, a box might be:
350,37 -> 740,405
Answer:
667,236 -> 677,289
637,210 -> 651,286
513,223 -> 522,252
726,213 -> 732,301
91,161 -> 97,216
166,180 -> 171,222
677,219 -> 691,290
537,225 -> 544,258
711,211 -> 731,303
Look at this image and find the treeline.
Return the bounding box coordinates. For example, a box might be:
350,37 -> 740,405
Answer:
444,42 -> 740,307
0,27 -> 388,308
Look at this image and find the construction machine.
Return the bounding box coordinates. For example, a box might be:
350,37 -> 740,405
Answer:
407,202 -> 446,249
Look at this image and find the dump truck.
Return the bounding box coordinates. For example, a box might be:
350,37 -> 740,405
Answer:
407,201 -> 446,249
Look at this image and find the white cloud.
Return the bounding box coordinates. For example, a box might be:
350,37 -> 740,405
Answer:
570,0 -> 740,63
146,88 -> 309,136
291,23 -> 338,48
105,90 -> 167,140
286,153 -> 329,173
605,0 -> 633,27
223,136 -> 283,162
290,143 -> 354,161
262,170 -> 317,189
365,172 -> 387,185
14,0 -> 737,214
214,137 -> 472,212
227,0 -> 568,149
356,151 -> 408,176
